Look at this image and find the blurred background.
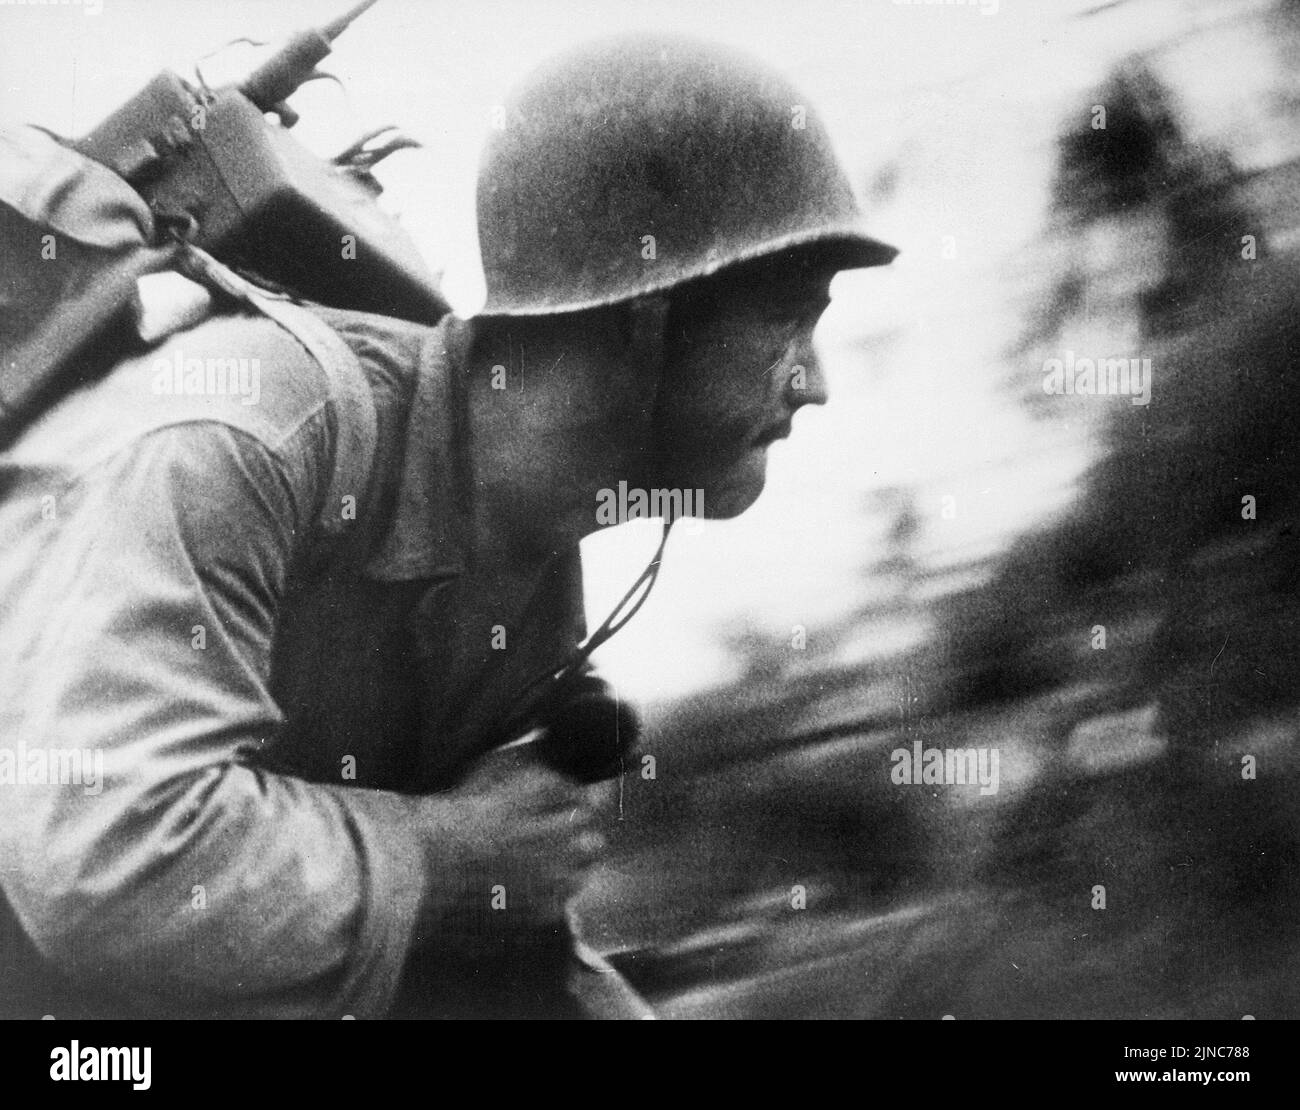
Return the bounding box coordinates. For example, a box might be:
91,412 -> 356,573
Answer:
5,0 -> 1299,1017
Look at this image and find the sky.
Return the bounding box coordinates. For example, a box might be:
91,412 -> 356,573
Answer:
2,0 -> 1279,700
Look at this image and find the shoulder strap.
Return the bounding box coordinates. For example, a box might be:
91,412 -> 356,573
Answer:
176,243 -> 378,557
254,297 -> 378,543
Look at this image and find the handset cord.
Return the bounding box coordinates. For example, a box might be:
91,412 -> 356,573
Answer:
493,516 -> 675,735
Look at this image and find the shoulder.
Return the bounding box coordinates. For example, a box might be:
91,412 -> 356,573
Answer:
6,307 -> 334,476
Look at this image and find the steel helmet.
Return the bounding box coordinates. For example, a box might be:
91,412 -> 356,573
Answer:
476,33 -> 897,315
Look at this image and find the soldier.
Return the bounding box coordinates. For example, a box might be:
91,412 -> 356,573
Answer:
0,33 -> 895,1018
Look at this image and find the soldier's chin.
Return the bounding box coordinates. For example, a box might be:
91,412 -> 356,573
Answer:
702,448 -> 769,519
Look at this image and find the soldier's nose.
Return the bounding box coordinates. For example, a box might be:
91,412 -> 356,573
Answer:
786,353 -> 829,407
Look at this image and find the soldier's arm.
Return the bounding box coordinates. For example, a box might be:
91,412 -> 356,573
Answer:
0,402 -> 471,1018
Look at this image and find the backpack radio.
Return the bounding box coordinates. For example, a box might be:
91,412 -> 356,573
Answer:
0,0 -> 448,440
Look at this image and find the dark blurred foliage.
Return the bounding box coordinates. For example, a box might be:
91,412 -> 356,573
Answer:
944,54 -> 1300,740
589,7 -> 1300,1017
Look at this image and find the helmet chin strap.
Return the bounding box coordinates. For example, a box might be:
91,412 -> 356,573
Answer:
562,290 -> 676,668
494,292 -> 680,732
627,293 -> 671,384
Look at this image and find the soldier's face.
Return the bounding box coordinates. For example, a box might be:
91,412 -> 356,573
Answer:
652,259 -> 836,518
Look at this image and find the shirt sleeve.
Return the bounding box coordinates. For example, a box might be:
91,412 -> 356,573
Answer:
0,415 -> 459,1018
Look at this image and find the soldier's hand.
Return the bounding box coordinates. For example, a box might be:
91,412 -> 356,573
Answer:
436,741 -> 611,937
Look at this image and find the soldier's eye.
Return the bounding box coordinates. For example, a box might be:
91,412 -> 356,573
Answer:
761,302 -> 809,327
